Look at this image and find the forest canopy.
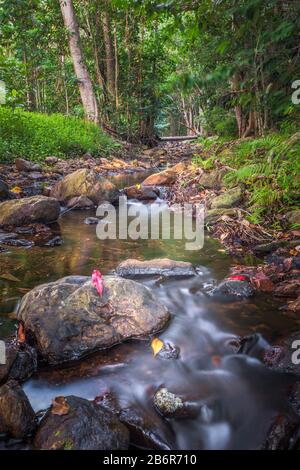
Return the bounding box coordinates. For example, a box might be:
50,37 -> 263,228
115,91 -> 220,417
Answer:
0,0 -> 300,142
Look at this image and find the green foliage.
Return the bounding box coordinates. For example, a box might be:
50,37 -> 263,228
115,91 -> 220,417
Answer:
220,132 -> 300,222
0,108 -> 117,162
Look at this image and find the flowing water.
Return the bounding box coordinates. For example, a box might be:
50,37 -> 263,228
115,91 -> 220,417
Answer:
0,171 -> 298,450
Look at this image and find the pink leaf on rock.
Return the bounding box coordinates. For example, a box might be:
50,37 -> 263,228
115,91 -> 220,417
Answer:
92,269 -> 104,297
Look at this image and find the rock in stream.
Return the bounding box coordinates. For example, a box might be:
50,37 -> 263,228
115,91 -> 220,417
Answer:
17,275 -> 170,365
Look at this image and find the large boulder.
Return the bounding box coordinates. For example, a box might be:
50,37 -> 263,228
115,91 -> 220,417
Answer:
0,179 -> 9,201
34,396 -> 129,450
0,196 -> 60,227
210,187 -> 242,209
17,275 -> 170,365
50,169 -> 119,205
141,164 -> 185,187
116,258 -> 196,278
0,380 -> 36,438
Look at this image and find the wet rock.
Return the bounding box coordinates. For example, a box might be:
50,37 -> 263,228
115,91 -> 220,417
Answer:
15,159 -> 42,172
263,331 -> 300,375
0,381 -> 36,439
205,208 -> 238,224
0,232 -> 18,243
211,277 -> 254,299
238,333 -> 270,361
84,217 -> 99,225
45,156 -> 59,165
0,342 -> 37,385
124,185 -> 160,200
262,413 -> 299,450
44,236 -> 63,247
210,187 -> 242,209
116,258 -> 196,278
119,407 -> 174,450
34,396 -> 129,450
153,388 -> 200,419
1,238 -> 34,248
17,275 -> 170,365
155,341 -> 180,360
0,196 -> 60,227
0,179 -> 9,201
66,195 -> 95,209
50,169 -> 120,205
284,210 -> 300,227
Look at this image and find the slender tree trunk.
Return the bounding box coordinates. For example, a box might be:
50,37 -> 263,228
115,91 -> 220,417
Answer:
102,2 -> 116,100
59,0 -> 98,122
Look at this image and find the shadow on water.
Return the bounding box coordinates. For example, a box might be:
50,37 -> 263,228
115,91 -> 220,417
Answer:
0,171 -> 299,449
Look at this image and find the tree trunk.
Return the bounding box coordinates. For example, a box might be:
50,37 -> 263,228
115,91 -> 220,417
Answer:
59,0 -> 98,123
102,2 -> 116,100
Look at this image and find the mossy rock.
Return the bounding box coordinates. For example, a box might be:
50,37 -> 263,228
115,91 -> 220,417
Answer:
210,187 -> 242,209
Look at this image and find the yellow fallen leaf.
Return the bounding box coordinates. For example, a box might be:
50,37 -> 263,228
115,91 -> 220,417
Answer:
151,337 -> 164,357
10,186 -> 22,194
136,184 -> 141,189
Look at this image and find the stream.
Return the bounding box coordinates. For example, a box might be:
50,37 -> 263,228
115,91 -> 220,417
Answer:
0,171 -> 299,450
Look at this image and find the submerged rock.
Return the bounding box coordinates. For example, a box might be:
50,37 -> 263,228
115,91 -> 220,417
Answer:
50,169 -> 120,205
17,275 -> 170,365
209,186 -> 242,209
0,196 -> 60,227
116,258 -> 196,278
34,396 -> 129,450
124,185 -> 160,200
0,381 -> 36,439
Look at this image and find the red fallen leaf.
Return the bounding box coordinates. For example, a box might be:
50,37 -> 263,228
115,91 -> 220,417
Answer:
17,323 -> 26,343
92,269 -> 104,297
225,275 -> 248,282
51,396 -> 70,416
251,272 -> 275,292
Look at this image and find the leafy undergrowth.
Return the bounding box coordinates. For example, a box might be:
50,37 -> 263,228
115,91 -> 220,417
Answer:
193,131 -> 300,225
0,108 -> 118,162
